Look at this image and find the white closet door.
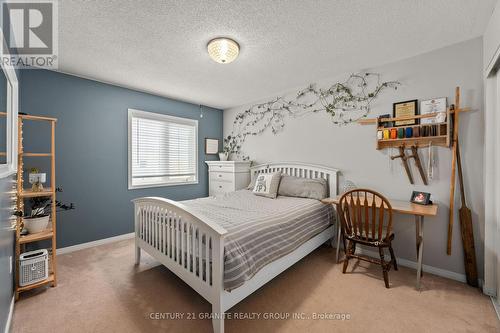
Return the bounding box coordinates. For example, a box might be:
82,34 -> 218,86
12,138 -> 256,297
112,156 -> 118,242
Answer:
484,69 -> 500,297
496,71 -> 500,298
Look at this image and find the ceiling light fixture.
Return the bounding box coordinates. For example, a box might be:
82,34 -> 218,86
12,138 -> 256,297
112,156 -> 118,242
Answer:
207,37 -> 239,64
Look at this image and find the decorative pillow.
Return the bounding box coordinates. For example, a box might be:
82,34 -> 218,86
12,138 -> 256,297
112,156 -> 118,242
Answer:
252,172 -> 281,199
278,175 -> 328,200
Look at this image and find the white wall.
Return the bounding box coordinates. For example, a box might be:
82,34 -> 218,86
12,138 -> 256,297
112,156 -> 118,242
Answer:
224,38 -> 484,278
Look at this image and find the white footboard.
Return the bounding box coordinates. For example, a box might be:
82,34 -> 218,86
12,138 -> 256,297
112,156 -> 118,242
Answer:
132,197 -> 227,333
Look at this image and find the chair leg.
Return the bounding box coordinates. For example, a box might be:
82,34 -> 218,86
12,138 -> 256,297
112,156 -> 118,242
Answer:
342,235 -> 348,258
342,240 -> 352,273
389,244 -> 398,271
379,247 -> 390,288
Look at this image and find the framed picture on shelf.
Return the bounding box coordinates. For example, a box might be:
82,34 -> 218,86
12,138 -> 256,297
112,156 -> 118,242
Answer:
410,191 -> 432,205
393,100 -> 418,126
205,138 -> 219,155
420,97 -> 447,124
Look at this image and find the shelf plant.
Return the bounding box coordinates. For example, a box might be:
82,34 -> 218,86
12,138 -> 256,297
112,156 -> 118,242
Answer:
15,187 -> 75,234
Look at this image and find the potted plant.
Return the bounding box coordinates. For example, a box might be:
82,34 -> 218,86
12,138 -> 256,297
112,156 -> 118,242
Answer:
17,188 -> 75,234
218,152 -> 229,161
220,135 -> 240,161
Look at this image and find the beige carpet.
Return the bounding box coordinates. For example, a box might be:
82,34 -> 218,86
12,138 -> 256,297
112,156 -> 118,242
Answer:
12,239 -> 498,333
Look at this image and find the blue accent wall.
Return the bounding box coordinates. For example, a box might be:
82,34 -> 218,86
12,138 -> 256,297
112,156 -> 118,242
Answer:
19,69 -> 223,248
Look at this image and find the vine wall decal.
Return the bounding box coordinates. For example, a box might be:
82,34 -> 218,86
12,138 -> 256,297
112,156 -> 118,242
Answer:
224,72 -> 400,160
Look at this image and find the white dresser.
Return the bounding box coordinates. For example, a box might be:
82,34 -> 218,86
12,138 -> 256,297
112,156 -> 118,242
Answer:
206,161 -> 252,196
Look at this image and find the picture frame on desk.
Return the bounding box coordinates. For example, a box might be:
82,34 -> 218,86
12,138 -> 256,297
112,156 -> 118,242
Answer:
411,191 -> 432,205
393,99 -> 418,126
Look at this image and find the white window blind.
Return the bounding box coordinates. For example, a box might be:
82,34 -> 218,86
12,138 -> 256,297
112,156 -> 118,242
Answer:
128,109 -> 198,189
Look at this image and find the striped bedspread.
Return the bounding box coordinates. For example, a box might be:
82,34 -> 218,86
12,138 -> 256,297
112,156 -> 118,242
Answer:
181,190 -> 334,290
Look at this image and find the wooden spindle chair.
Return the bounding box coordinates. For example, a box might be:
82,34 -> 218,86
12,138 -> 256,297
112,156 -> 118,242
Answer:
338,189 -> 397,288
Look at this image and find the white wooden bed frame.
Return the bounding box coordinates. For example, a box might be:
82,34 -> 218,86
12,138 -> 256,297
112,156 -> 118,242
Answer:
133,162 -> 339,333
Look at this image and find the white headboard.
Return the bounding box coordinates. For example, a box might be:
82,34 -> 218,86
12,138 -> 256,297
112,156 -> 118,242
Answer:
250,162 -> 339,197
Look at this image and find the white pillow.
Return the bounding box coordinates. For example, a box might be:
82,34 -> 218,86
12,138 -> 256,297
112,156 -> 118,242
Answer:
252,172 -> 281,199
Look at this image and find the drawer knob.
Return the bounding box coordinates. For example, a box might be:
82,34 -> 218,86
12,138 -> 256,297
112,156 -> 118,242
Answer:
219,185 -> 222,188
218,174 -> 222,177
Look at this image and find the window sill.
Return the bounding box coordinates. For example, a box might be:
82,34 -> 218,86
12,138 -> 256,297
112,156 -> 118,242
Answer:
128,180 -> 199,190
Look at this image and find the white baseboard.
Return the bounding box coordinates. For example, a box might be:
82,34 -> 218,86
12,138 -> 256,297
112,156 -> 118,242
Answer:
491,297 -> 500,321
356,247 -> 469,284
57,233 -> 134,255
484,286 -> 497,297
4,295 -> 14,333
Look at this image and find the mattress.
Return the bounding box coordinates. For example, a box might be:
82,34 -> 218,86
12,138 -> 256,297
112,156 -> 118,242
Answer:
181,190 -> 334,290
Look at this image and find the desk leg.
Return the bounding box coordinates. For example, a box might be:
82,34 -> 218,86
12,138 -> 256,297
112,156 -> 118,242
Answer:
335,208 -> 341,263
416,215 -> 424,289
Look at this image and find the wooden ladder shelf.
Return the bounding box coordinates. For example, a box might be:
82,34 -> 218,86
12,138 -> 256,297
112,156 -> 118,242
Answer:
3,112 -> 58,300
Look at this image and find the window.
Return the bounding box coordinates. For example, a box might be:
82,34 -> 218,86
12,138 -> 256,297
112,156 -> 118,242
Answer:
128,109 -> 198,189
0,30 -> 18,178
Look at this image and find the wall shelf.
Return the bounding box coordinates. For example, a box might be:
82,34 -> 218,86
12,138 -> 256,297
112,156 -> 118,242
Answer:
357,107 -> 470,125
17,273 -> 54,292
0,111 -> 57,122
19,229 -> 53,244
375,108 -> 452,150
19,188 -> 54,198
377,135 -> 448,150
23,153 -> 53,157
0,152 -> 52,157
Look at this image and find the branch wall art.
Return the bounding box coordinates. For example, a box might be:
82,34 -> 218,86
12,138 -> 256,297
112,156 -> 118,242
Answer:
224,72 -> 400,159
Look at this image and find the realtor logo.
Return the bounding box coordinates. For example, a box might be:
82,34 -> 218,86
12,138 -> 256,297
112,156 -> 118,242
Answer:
1,0 -> 58,68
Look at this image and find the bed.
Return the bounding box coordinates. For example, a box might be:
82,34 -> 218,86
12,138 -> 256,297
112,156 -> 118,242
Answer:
133,162 -> 339,333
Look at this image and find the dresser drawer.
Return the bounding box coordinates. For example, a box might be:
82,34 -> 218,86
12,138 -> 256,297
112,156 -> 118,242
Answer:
210,172 -> 233,182
210,180 -> 234,194
209,164 -> 234,173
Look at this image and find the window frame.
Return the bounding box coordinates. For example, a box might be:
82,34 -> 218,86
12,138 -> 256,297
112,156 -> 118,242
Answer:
0,28 -> 18,178
127,108 -> 198,190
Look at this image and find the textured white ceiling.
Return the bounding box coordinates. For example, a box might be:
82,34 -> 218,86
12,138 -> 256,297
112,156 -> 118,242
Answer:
58,0 -> 497,109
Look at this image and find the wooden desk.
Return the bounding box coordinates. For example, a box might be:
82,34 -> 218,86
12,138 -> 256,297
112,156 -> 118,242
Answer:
321,196 -> 438,289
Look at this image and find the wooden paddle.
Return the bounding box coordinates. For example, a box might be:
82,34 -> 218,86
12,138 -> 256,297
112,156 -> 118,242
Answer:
447,87 -> 460,255
456,141 -> 478,287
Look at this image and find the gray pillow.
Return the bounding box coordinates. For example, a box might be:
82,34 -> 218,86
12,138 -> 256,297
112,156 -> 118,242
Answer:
278,175 -> 328,200
252,172 -> 281,199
